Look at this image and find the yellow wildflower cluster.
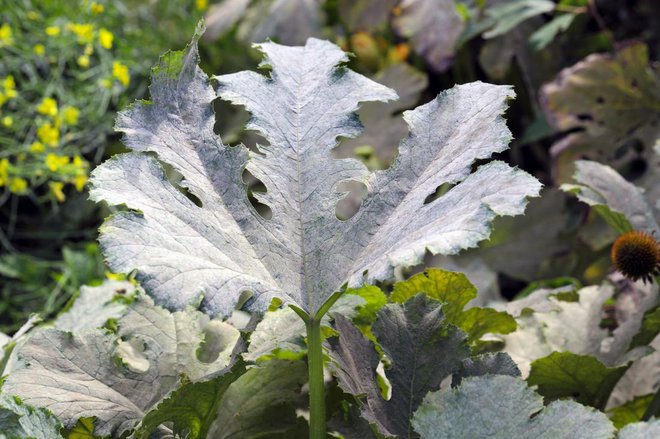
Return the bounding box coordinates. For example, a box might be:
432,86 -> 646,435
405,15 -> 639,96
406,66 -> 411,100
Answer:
0,75 -> 18,109
112,61 -> 130,86
45,153 -> 69,172
90,2 -> 105,15
67,23 -> 94,44
45,25 -> 60,37
0,23 -> 13,47
37,97 -> 58,117
99,28 -> 113,49
37,122 -> 59,146
0,159 -> 27,195
0,159 -> 8,186
196,0 -> 209,11
63,106 -> 80,125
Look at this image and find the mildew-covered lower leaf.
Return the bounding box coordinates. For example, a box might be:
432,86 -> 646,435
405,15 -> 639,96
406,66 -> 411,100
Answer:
502,283 -> 657,377
3,294 -> 241,436
452,352 -> 521,387
562,160 -> 658,234
392,0 -> 465,72
91,22 -> 540,318
329,295 -> 470,438
541,43 -> 660,184
617,419 -> 660,439
412,375 -> 615,439
0,392 -> 64,439
54,280 -> 136,333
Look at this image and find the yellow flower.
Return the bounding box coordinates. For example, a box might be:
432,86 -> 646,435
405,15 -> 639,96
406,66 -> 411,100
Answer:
77,55 -> 90,68
45,26 -> 60,37
1,116 -> 13,128
37,122 -> 59,146
45,153 -> 69,172
84,44 -> 94,55
30,142 -> 45,153
33,43 -> 45,56
0,24 -> 13,46
100,78 -> 112,89
90,2 -> 105,14
98,28 -> 113,49
9,177 -> 27,194
62,106 -> 80,125
27,11 -> 39,20
37,97 -> 58,117
73,174 -> 88,191
72,155 -> 87,169
0,158 -> 8,186
196,0 -> 208,11
68,23 -> 94,44
112,61 -> 130,87
3,75 -> 15,91
49,181 -> 66,202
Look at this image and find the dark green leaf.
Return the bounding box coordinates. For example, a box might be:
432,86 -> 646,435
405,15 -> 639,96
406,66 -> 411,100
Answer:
528,352 -> 629,409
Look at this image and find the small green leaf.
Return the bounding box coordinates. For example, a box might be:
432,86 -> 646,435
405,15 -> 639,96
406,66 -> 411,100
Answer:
347,285 -> 388,327
391,269 -> 476,323
629,305 -> 660,349
608,394 -> 654,429
457,307 -> 517,345
529,13 -> 576,51
528,352 -> 629,409
484,0 -> 556,39
134,361 -> 246,439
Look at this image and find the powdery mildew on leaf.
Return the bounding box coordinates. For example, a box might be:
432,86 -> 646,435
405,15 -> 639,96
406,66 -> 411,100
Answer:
3,295 -> 240,436
412,375 -> 615,439
90,23 -> 540,317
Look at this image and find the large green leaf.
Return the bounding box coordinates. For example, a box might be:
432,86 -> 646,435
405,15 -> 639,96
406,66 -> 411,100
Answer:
527,352 -> 629,409
90,23 -> 540,318
391,269 -> 516,345
412,375 -> 615,438
208,359 -> 307,438
133,361 -> 246,439
329,295 -> 470,438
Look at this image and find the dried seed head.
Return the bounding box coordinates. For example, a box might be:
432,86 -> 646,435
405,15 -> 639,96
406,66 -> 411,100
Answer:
611,231 -> 660,283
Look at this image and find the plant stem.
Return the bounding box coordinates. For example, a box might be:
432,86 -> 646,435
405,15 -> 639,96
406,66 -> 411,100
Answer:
642,387 -> 660,421
306,316 -> 326,439
291,292 -> 343,439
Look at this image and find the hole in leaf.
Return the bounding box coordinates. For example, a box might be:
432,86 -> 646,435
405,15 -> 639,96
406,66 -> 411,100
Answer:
596,96 -> 605,104
243,169 -> 272,219
196,321 -> 237,364
336,180 -> 368,221
213,98 -> 269,150
116,339 -> 150,374
575,113 -> 594,122
423,182 -> 457,205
